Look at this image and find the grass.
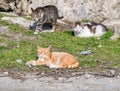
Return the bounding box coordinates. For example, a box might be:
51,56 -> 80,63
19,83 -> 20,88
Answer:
0,13 -> 120,73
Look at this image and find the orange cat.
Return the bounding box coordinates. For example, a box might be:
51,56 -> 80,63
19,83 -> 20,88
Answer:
26,46 -> 79,68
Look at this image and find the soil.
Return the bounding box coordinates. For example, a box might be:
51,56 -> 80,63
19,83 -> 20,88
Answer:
0,68 -> 120,91
0,26 -> 36,47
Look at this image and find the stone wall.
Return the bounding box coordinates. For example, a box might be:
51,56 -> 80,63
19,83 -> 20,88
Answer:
0,0 -> 11,11
29,0 -> 120,22
1,0 -> 119,22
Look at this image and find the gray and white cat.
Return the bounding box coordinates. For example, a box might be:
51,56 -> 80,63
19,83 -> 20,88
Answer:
72,22 -> 107,37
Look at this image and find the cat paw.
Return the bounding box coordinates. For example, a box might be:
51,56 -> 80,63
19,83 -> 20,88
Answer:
25,61 -> 36,67
34,31 -> 39,34
50,29 -> 54,32
25,62 -> 33,67
48,64 -> 61,69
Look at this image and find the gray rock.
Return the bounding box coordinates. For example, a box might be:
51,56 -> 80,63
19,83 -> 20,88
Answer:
0,72 -> 9,77
16,59 -> 22,64
0,12 -> 18,17
1,17 -> 34,28
103,18 -> 120,40
0,0 -> 11,11
1,0 -> 119,23
1,0 -> 120,22
80,50 -> 91,55
110,24 -> 120,40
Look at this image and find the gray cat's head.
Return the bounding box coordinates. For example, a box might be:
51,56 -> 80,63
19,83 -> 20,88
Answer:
31,7 -> 44,21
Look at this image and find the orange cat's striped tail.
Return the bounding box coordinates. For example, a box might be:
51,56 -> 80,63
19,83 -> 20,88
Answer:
68,62 -> 79,68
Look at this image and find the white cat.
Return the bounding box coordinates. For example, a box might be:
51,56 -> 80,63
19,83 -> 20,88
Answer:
72,22 -> 107,37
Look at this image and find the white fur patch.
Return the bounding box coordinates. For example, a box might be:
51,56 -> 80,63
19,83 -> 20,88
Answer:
48,63 -> 60,68
72,24 -> 106,37
37,53 -> 47,61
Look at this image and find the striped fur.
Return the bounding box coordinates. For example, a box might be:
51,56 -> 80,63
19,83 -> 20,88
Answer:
31,5 -> 63,34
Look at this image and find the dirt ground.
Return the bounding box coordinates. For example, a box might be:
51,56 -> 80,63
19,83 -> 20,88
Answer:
0,63 -> 120,91
0,70 -> 120,91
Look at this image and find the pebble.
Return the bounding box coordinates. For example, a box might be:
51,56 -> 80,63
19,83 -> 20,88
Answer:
80,50 -> 91,55
98,44 -> 102,47
0,72 -> 9,77
84,73 -> 93,79
16,59 -> 22,64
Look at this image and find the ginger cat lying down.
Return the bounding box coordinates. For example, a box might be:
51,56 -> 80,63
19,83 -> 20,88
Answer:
26,46 -> 79,68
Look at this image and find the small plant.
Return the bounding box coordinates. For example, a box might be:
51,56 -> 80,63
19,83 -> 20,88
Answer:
101,28 -> 113,40
81,19 -> 91,22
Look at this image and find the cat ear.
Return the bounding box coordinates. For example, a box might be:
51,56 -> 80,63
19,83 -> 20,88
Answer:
47,45 -> 52,50
72,22 -> 75,27
37,45 -> 40,49
73,22 -> 81,27
31,8 -> 34,12
80,22 -> 84,28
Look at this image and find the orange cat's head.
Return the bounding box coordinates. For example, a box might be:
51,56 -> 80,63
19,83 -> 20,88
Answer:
37,45 -> 51,60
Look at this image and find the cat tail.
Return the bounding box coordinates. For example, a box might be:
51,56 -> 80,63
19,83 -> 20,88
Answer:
58,15 -> 64,19
68,61 -> 79,68
101,24 -> 108,31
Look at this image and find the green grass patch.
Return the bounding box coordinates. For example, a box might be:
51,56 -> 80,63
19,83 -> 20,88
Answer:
0,13 -> 120,73
23,15 -> 33,20
1,27 -> 120,72
0,13 -> 6,18
0,46 -> 5,50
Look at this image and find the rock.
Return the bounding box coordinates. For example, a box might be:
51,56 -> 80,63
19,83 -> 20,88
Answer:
1,16 -> 67,32
103,69 -> 116,77
110,34 -> 119,41
9,0 -> 32,15
0,26 -> 9,34
29,0 -> 120,22
0,71 -> 9,77
3,72 -> 9,75
84,73 -> 93,79
1,16 -> 34,28
0,12 -> 18,17
1,0 -> 119,23
16,59 -> 22,64
109,70 -> 116,76
103,18 -> 120,40
80,50 -> 91,55
103,18 -> 120,27
0,0 -> 11,11
1,0 -> 120,22
110,25 -> 120,40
